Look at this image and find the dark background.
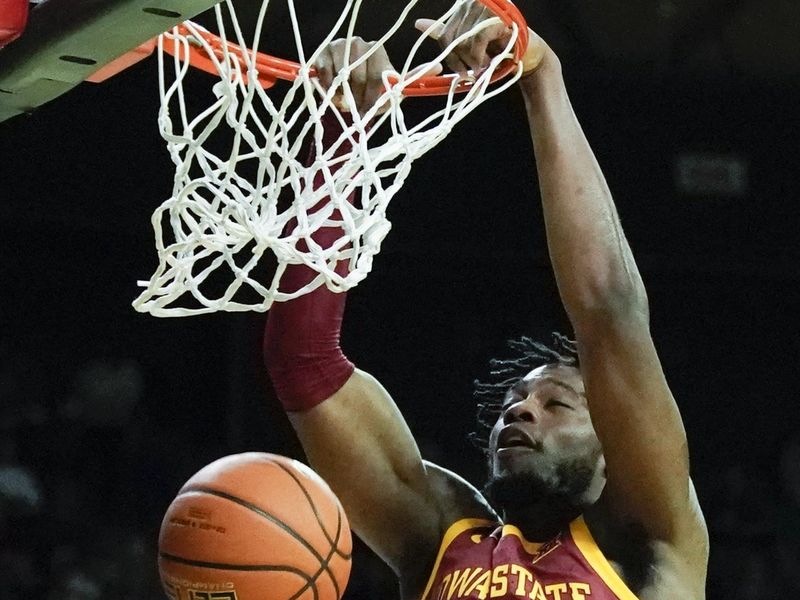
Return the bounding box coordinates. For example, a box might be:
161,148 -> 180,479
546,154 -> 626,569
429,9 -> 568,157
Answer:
1,0 -> 799,598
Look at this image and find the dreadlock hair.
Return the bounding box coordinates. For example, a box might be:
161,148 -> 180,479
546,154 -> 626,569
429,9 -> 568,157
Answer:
470,333 -> 579,458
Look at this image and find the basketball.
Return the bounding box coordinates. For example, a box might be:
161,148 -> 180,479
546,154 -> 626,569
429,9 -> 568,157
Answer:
158,453 -> 352,600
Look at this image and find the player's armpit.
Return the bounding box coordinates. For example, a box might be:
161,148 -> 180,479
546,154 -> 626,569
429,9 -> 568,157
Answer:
287,369 -> 450,577
576,313 -> 708,560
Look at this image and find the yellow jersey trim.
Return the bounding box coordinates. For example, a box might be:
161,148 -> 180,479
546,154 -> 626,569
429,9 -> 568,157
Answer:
499,523 -> 543,556
569,516 -> 639,600
420,518 -> 498,600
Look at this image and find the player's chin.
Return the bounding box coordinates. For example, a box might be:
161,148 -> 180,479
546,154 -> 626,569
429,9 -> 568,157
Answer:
490,448 -> 543,481
496,445 -> 538,457
483,463 -> 556,510
493,445 -> 540,469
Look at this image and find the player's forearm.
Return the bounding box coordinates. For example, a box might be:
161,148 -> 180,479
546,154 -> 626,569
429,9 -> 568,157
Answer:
264,112 -> 356,411
519,56 -> 648,328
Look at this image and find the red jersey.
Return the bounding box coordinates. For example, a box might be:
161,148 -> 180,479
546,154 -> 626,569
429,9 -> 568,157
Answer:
420,517 -> 638,600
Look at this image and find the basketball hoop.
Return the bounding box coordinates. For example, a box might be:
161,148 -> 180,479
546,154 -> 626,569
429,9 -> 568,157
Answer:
133,0 -> 530,317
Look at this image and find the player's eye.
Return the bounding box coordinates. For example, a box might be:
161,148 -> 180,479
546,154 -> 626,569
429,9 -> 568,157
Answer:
546,399 -> 573,410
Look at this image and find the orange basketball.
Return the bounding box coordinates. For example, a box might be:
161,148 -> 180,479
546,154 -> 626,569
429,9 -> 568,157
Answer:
158,452 -> 352,600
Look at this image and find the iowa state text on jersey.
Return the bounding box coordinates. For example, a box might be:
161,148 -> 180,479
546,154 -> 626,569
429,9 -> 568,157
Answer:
430,564 -> 591,600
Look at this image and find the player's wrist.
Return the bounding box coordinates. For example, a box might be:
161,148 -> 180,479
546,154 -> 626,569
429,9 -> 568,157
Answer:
518,48 -> 562,97
518,28 -> 551,75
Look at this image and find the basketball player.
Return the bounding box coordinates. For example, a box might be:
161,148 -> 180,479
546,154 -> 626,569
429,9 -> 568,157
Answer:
264,3 -> 709,599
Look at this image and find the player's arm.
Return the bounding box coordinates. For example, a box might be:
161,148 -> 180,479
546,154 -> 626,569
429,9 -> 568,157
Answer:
286,372 -> 439,569
286,374 -> 491,579
267,249 -> 484,584
264,38 -> 491,581
423,0 -> 707,569
518,43 -> 709,564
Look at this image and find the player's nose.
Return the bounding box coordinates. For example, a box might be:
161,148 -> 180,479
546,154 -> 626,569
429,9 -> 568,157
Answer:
502,401 -> 536,425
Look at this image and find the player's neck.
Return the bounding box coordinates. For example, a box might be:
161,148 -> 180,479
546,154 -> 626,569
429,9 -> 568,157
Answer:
502,501 -> 581,542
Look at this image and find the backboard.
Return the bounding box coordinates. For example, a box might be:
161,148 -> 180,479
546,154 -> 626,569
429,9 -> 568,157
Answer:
0,0 -> 220,122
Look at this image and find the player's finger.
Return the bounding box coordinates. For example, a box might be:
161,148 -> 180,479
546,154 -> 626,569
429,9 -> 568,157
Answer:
330,39 -> 346,82
327,40 -> 352,112
315,47 -> 334,91
347,40 -> 369,114
408,61 -> 444,79
466,17 -> 510,71
362,65 -> 383,115
466,1 -> 491,21
442,6 -> 485,73
414,18 -> 445,41
445,49 -> 471,75
484,18 -> 514,54
332,40 -> 350,90
463,33 -> 492,71
362,45 -> 395,114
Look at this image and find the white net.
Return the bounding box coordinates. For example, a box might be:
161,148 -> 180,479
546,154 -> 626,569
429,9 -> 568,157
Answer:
133,0 -> 525,317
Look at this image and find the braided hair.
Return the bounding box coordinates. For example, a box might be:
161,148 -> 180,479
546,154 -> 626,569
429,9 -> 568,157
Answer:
470,333 -> 579,457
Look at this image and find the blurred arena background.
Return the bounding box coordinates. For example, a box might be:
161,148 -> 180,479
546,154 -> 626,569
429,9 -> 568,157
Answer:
0,0 -> 799,597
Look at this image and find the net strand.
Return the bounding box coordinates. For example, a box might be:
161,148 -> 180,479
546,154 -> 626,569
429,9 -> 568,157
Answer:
134,0 -> 524,316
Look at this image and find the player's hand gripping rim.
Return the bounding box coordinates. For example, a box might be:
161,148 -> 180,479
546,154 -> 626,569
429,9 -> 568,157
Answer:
414,1 -> 548,77
314,37 -> 443,117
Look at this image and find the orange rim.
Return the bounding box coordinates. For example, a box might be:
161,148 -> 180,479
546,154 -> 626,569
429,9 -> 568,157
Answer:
161,0 -> 528,96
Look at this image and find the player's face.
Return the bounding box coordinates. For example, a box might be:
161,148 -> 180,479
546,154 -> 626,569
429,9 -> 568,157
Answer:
485,364 -> 604,509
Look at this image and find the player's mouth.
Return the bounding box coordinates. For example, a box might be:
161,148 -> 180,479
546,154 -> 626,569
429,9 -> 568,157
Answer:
496,425 -> 539,452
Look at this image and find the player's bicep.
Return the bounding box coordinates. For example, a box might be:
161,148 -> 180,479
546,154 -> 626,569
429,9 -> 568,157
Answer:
287,368 -> 442,573
577,315 -> 705,546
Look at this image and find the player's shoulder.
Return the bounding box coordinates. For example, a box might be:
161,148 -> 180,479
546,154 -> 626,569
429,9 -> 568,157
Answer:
423,460 -> 498,526
397,461 -> 498,597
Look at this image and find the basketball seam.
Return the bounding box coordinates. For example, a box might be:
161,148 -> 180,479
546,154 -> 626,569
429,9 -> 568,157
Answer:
176,486 -> 323,600
181,486 -> 331,565
276,463 -> 352,600
294,523 -> 347,600
276,462 -> 352,559
159,552 -> 313,577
